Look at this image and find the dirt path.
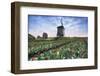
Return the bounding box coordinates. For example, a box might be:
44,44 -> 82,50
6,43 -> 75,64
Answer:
29,41 -> 70,59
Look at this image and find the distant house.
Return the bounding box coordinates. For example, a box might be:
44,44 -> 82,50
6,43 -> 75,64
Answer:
43,32 -> 48,39
57,18 -> 65,37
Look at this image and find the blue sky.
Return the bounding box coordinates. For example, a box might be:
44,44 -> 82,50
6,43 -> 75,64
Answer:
28,15 -> 88,37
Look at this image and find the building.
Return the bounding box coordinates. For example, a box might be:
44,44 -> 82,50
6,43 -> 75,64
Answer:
43,32 -> 48,39
57,18 -> 65,37
57,26 -> 64,37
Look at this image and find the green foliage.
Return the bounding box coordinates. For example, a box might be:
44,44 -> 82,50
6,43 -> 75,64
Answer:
28,37 -> 88,61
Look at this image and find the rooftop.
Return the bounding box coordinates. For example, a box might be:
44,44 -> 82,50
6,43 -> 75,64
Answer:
57,25 -> 64,29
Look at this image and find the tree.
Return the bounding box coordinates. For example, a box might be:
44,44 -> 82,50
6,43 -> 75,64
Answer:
28,34 -> 35,42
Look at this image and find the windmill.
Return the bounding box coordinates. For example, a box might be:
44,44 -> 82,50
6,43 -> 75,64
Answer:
57,17 -> 65,37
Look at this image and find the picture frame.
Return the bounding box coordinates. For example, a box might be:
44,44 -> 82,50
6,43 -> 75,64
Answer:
11,2 -> 98,74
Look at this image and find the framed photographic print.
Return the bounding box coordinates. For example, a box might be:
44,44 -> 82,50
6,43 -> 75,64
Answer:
11,2 -> 98,74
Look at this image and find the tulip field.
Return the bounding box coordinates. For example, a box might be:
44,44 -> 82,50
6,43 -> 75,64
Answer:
28,37 -> 88,61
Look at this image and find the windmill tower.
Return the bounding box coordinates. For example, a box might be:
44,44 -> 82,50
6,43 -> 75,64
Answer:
57,18 -> 65,37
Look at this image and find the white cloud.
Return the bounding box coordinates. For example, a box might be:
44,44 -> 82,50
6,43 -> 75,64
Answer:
29,16 -> 88,37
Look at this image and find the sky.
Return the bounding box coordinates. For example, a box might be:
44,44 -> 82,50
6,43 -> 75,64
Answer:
28,15 -> 88,38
